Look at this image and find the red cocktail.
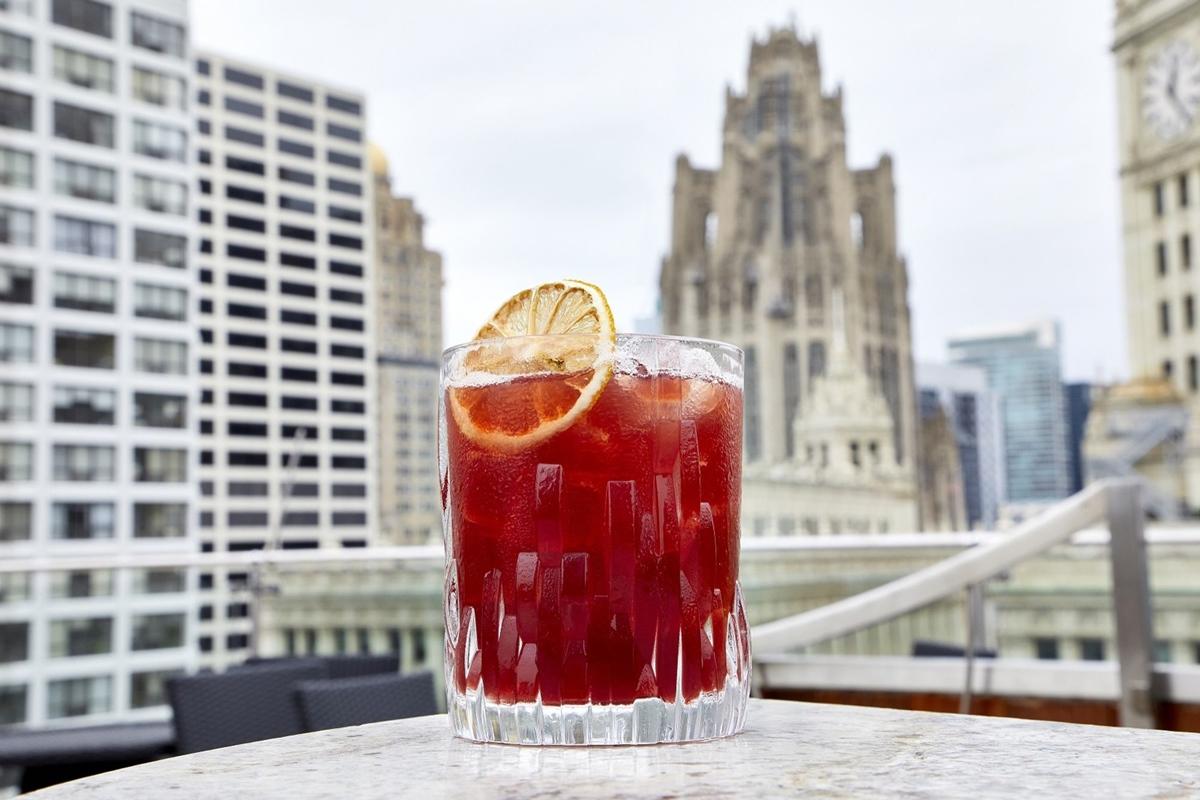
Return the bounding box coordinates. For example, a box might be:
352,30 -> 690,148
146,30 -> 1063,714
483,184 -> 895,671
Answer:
441,327 -> 748,745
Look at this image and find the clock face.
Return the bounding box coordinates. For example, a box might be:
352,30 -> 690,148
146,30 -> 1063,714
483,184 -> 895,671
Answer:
1143,40 -> 1200,141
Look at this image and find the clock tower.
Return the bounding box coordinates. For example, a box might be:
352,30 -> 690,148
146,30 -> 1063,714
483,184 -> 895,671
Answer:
1107,0 -> 1200,511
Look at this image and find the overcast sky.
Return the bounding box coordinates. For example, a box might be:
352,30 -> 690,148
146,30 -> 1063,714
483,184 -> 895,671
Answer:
195,0 -> 1123,382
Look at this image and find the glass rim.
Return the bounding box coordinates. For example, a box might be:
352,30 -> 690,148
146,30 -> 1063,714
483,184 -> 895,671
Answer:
441,332 -> 744,360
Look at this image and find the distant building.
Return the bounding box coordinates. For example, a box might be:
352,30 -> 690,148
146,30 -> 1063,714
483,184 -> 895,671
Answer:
916,399 -> 965,531
917,362 -> 1005,529
1064,382 -> 1092,494
370,144 -> 443,545
948,321 -> 1071,504
1108,0 -> 1200,513
659,25 -> 918,535
0,0 -> 199,727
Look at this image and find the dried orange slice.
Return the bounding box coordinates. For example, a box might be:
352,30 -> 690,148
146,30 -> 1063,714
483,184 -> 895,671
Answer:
448,280 -> 615,450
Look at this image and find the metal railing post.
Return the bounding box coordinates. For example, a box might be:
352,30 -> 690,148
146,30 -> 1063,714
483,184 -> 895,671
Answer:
1106,479 -> 1158,728
960,582 -> 985,714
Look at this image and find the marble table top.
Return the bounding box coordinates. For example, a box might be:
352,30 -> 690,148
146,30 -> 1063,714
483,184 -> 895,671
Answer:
27,699 -> 1200,799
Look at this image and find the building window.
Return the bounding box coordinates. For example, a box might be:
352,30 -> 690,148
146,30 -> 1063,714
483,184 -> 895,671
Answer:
0,443 -> 30,482
52,44 -> 113,92
50,502 -> 112,539
49,570 -> 113,599
134,283 -> 187,321
134,174 -> 187,216
131,613 -> 185,650
130,11 -> 186,57
54,271 -> 116,313
53,101 -> 114,148
224,96 -> 263,118
278,166 -> 314,186
54,158 -> 116,203
0,623 -> 28,664
327,122 -> 361,143
0,205 -> 35,246
131,66 -> 186,110
0,29 -> 32,73
0,147 -> 34,189
0,382 -> 33,423
1034,637 -> 1059,660
1157,240 -> 1168,275
279,138 -> 314,158
1190,356 -> 1198,393
0,263 -> 33,304
52,0 -> 112,36
329,205 -> 361,223
133,503 -> 186,538
133,119 -> 187,162
49,617 -> 112,657
328,179 -> 361,197
1188,295 -> 1196,331
278,80 -> 313,102
134,392 -> 186,428
54,330 -> 115,369
130,670 -> 180,709
47,676 -> 111,719
0,685 -> 26,725
224,66 -> 263,89
134,337 -> 187,374
1181,173 -> 1190,208
134,229 -> 186,268
0,501 -> 32,541
0,88 -> 33,131
53,386 -> 115,424
54,215 -> 116,257
1154,180 -> 1165,217
133,447 -> 187,482
1079,638 -> 1105,661
277,109 -> 313,130
327,150 -> 362,170
1184,234 -> 1193,270
1160,300 -> 1171,336
53,445 -> 114,482
0,324 -> 33,364
326,94 -> 361,115
1164,359 -> 1174,380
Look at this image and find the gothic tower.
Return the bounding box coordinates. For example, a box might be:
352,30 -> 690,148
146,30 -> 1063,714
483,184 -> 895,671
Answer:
660,26 -> 918,492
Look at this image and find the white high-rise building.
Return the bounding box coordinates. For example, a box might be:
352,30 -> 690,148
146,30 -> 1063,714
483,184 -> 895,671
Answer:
191,51 -> 376,668
0,0 -> 198,726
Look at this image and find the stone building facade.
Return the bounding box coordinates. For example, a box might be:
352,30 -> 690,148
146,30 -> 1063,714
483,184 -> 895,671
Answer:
370,145 -> 443,545
1098,0 -> 1200,513
659,26 -> 919,534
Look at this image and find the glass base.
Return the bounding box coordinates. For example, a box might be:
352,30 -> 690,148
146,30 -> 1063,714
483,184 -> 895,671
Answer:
448,672 -> 750,745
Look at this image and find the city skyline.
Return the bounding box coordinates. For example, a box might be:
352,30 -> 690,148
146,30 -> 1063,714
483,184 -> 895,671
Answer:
196,0 -> 1123,382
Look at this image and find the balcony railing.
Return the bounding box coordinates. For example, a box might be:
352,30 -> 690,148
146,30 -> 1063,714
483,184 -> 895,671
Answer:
750,478 -> 1200,729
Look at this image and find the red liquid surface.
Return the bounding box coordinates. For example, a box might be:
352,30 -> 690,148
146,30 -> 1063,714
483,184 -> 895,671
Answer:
445,369 -> 743,705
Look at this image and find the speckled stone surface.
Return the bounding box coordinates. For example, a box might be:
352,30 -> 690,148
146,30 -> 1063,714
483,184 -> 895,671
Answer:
27,699 -> 1200,799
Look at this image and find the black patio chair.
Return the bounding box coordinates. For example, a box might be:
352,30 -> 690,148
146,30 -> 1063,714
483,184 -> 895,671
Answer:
240,654 -> 399,679
167,660 -> 329,753
294,671 -> 438,732
323,654 -> 400,679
